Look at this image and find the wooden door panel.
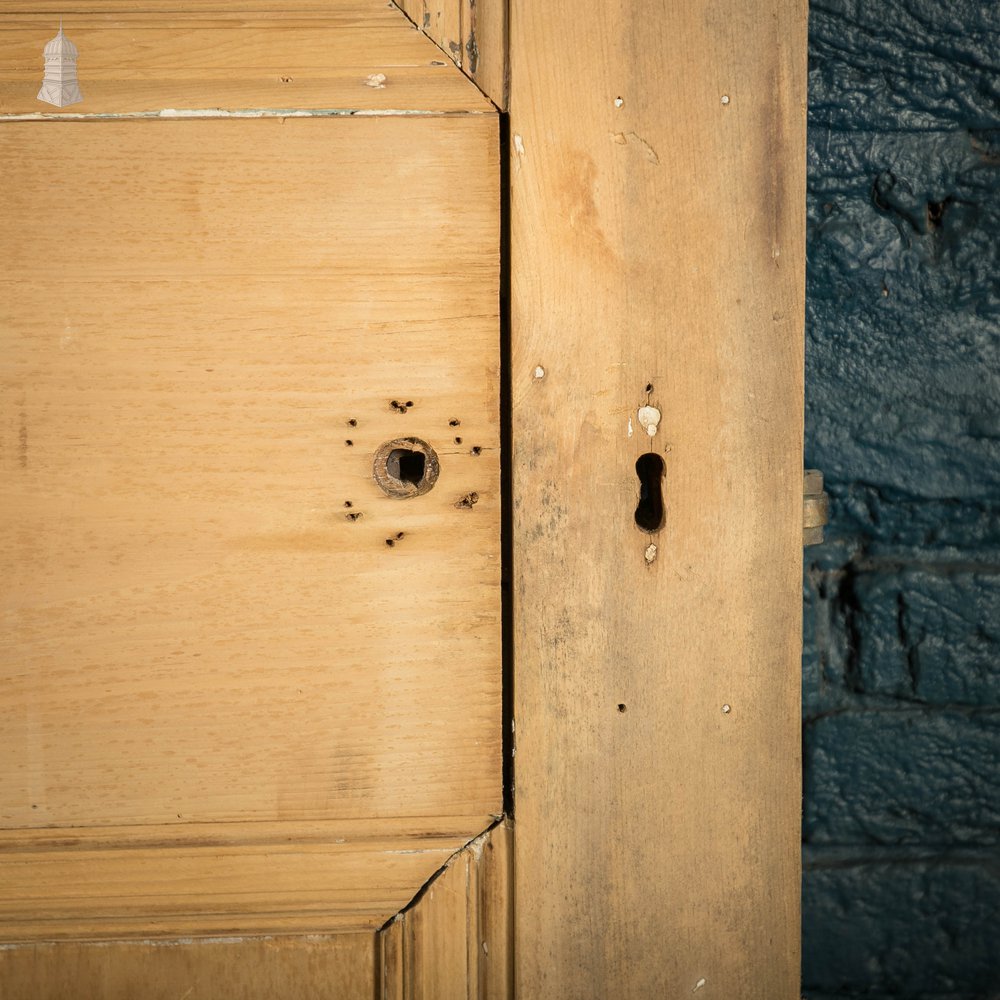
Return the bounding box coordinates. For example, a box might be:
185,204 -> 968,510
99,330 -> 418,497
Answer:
0,113 -> 500,937
0,934 -> 377,1000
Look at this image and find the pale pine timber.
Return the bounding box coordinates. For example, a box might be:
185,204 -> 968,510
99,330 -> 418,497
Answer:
378,819 -> 512,1000
0,0 -> 494,116
0,933 -> 377,1000
509,0 -> 807,996
0,112 -> 501,938
394,0 -> 506,109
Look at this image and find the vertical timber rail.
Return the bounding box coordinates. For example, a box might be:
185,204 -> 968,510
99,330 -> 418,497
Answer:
509,1 -> 807,997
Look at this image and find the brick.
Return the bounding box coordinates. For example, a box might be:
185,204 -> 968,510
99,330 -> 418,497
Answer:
804,126 -> 1000,503
804,710 -> 1000,846
854,570 -> 1000,704
810,0 -> 1000,131
802,567 -> 858,717
802,857 -> 1000,996
824,485 -> 1000,562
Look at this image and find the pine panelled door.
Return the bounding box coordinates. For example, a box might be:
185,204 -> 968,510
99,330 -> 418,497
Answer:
0,1 -> 807,997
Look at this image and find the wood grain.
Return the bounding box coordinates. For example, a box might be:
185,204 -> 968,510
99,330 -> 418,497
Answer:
0,114 -> 501,936
395,0 -> 506,109
378,819 -> 512,1000
0,2 -> 494,116
509,0 -> 807,996
0,822 -> 480,938
0,933 -> 377,1000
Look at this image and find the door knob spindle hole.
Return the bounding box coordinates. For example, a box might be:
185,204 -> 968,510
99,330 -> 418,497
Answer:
373,437 -> 440,498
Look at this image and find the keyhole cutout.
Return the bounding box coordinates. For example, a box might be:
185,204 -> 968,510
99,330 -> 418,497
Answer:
634,453 -> 665,532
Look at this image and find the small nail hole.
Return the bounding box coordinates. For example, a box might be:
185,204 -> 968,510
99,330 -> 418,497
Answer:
385,538 -> 395,547
347,418 -> 357,427
645,382 -> 654,393
617,703 -> 627,713
344,500 -> 353,508
455,436 -> 463,444
449,419 -> 461,427
405,401 -> 413,408
471,446 -> 482,456
345,439 -> 354,446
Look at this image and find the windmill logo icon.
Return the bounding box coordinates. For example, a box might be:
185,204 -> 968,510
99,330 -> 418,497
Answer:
38,21 -> 83,107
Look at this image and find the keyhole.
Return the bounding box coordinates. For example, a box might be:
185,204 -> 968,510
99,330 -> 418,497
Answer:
634,453 -> 665,532
387,448 -> 425,487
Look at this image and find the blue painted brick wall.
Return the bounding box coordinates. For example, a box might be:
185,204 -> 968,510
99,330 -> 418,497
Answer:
803,0 -> 1000,996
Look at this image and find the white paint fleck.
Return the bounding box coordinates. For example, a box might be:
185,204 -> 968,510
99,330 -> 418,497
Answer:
722,704 -> 731,714
644,543 -> 657,564
627,416 -> 634,438
614,96 -> 624,108
482,941 -> 489,954
365,72 -> 387,88
721,94 -> 730,105
637,404 -> 661,437
533,365 -> 545,380
693,978 -> 707,992
513,133 -> 526,156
